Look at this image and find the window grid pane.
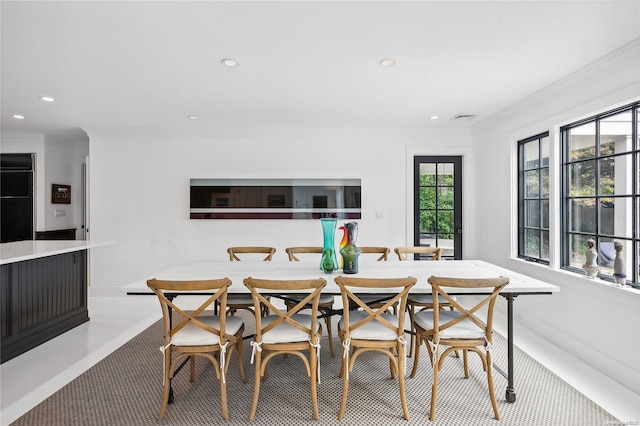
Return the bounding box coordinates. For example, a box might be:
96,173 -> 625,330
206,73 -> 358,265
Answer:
561,102 -> 639,286
518,132 -> 550,263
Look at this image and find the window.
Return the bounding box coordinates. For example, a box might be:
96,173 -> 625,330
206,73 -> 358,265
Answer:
561,102 -> 639,287
518,133 -> 550,263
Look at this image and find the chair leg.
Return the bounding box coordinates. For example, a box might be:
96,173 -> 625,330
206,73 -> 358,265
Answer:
485,351 -> 501,420
310,347 -> 320,420
220,372 -> 229,420
463,349 -> 470,379
410,334 -> 421,378
248,353 -> 262,420
323,310 -> 335,357
236,339 -> 246,383
189,355 -> 196,382
158,349 -> 172,419
429,349 -> 439,421
338,337 -> 346,378
389,355 -> 396,379
408,303 -> 416,357
398,343 -> 409,420
337,355 -> 350,420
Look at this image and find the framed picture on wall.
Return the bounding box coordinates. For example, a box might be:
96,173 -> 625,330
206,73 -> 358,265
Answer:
52,184 -> 71,204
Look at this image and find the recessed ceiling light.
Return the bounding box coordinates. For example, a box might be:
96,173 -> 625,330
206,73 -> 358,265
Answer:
430,116 -> 439,120
187,115 -> 199,120
221,58 -> 239,67
39,96 -> 55,102
12,114 -> 25,119
379,58 -> 396,67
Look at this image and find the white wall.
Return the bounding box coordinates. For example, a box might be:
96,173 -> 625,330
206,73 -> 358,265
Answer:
471,40 -> 640,397
87,127 -> 472,288
43,137 -> 88,236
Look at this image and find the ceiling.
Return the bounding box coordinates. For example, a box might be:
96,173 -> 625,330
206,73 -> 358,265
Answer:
2,1 -> 640,140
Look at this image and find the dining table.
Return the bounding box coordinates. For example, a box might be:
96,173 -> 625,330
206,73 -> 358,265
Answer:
123,259 -> 559,404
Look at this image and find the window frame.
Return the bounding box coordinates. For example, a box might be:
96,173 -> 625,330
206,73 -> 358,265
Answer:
517,132 -> 551,264
560,102 -> 639,287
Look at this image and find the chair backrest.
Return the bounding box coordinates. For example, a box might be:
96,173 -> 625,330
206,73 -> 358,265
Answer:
227,246 -> 276,261
243,277 -> 327,341
359,246 -> 390,261
334,276 -> 417,339
147,278 -> 235,346
285,246 -> 322,261
394,246 -> 442,261
427,276 -> 509,344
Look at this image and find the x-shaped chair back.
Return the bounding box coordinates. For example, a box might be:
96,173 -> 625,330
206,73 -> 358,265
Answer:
359,246 -> 390,261
147,278 -> 235,346
243,277 -> 326,339
285,246 -> 322,261
394,246 -> 442,261
335,276 -> 416,341
227,246 -> 276,261
427,276 -> 509,346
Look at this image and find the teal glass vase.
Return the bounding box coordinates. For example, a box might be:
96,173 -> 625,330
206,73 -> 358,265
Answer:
340,222 -> 361,274
320,218 -> 338,273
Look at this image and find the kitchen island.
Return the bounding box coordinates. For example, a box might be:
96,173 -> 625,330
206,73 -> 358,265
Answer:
1,240 -> 112,363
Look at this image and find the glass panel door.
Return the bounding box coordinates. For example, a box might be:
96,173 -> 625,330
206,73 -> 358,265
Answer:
414,156 -> 463,259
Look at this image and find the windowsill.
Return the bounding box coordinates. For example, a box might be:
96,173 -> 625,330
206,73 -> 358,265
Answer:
504,257 -> 640,304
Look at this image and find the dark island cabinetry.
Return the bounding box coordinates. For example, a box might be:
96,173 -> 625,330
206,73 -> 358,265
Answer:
1,250 -> 89,363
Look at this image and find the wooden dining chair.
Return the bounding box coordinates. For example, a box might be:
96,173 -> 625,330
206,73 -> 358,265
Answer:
227,246 -> 276,262
284,246 -> 336,357
146,278 -> 246,420
359,246 -> 390,261
410,275 -> 509,421
285,246 -> 322,261
394,246 -> 455,357
243,277 -> 327,420
335,275 -> 417,420
222,246 -> 276,317
394,246 -> 442,261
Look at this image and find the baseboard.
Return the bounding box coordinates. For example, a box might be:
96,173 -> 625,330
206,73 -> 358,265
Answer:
493,309 -> 640,422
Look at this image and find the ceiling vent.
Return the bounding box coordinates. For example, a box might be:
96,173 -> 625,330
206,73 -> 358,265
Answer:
450,113 -> 477,121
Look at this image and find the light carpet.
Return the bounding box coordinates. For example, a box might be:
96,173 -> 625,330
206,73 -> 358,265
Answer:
10,311 -> 618,425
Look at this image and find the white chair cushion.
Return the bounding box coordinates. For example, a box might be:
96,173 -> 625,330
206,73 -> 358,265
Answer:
261,314 -> 319,344
339,310 -> 399,341
171,315 -> 244,346
286,294 -> 334,304
408,294 -> 456,305
414,310 -> 485,339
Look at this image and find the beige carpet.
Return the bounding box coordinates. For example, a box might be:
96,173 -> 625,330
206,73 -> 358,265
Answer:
11,310 -> 618,425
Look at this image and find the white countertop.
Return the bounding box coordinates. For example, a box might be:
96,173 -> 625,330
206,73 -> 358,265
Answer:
0,240 -> 115,265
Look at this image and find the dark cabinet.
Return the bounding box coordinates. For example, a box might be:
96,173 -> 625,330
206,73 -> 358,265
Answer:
0,250 -> 89,363
1,153 -> 34,243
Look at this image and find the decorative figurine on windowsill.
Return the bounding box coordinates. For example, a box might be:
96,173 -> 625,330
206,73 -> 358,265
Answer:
613,241 -> 627,286
582,239 -> 599,279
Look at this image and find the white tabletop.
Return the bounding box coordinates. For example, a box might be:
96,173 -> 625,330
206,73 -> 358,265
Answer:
123,259 -> 559,295
0,240 -> 115,265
